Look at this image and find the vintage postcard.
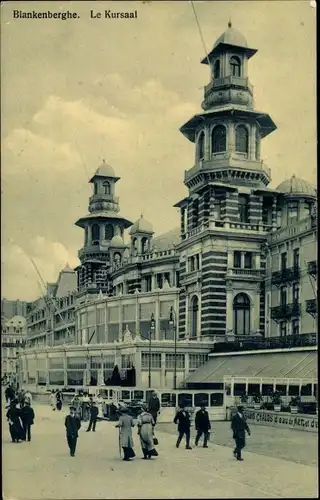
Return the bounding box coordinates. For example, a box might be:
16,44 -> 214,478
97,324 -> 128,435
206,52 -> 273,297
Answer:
1,1 -> 317,499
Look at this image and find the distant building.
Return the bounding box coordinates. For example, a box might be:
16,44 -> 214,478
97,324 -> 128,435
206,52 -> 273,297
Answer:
1,315 -> 27,384
1,299 -> 28,323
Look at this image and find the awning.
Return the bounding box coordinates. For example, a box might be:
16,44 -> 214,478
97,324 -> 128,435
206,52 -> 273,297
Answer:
186,350 -> 317,384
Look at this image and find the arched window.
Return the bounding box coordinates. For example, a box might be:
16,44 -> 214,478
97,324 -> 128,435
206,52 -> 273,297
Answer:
103,182 -> 111,195
233,293 -> 251,336
114,253 -> 121,266
197,131 -> 205,161
230,56 -> 241,77
190,295 -> 199,338
91,224 -> 100,244
105,224 -> 114,240
213,59 -> 220,79
235,125 -> 249,154
255,129 -> 260,160
84,227 -> 88,245
211,125 -> 227,153
141,237 -> 149,254
94,183 -> 98,195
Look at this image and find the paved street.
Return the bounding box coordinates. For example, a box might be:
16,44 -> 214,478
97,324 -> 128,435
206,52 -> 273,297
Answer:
2,403 -> 318,499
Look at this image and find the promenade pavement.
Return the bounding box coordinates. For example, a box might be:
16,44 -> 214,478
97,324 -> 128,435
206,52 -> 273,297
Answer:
2,403 -> 318,499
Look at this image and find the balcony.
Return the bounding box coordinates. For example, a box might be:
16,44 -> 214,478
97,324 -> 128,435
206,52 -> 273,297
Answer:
268,218 -> 313,245
182,220 -> 271,243
270,301 -> 301,322
89,194 -> 119,204
306,299 -> 317,317
307,261 -> 317,278
184,156 -> 271,183
271,266 -> 300,287
182,270 -> 202,286
204,75 -> 253,96
78,244 -> 110,260
227,268 -> 264,280
211,333 -> 317,353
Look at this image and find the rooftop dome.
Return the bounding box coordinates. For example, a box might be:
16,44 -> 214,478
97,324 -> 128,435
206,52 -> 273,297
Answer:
109,235 -> 126,248
276,175 -> 317,198
94,159 -> 116,178
214,22 -> 248,49
129,214 -> 154,235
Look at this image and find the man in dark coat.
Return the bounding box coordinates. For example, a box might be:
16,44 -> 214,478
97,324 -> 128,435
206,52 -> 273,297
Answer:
5,385 -> 15,405
173,404 -> 192,450
56,390 -> 63,411
195,403 -> 211,448
6,400 -> 25,443
21,401 -> 35,442
86,402 -> 99,432
148,391 -> 160,424
65,405 -> 81,457
231,406 -> 251,461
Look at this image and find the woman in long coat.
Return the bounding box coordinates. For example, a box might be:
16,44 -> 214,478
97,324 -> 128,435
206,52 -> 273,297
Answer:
137,405 -> 158,459
6,400 -> 25,443
115,407 -> 135,461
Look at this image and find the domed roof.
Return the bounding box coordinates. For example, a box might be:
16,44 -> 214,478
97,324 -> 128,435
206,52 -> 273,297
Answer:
276,175 -> 317,198
5,315 -> 27,328
109,235 -> 126,248
129,214 -> 154,235
214,22 -> 248,49
95,160 -> 115,177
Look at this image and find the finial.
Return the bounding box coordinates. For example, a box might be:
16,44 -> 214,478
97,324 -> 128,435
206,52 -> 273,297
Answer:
102,158 -> 105,163
228,18 -> 232,28
140,213 -> 143,218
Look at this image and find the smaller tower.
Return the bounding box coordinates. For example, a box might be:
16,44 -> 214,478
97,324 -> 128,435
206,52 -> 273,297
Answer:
129,215 -> 154,255
75,160 -> 132,294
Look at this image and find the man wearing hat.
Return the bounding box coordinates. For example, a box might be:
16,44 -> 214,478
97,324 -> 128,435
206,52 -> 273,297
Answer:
231,406 -> 251,461
65,405 -> 81,457
195,402 -> 211,448
173,403 -> 192,450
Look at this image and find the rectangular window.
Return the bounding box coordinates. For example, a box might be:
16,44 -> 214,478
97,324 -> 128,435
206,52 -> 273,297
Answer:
176,271 -> 180,287
280,321 -> 287,337
238,195 -> 249,223
280,287 -> 287,307
123,304 -> 135,322
145,276 -> 152,292
214,199 -> 221,220
244,252 -> 252,269
293,248 -> 300,268
49,358 -> 64,370
160,301 -> 174,318
287,201 -> 299,222
292,283 -> 300,302
108,307 -> 119,323
67,357 -> 86,370
87,310 -> 96,326
189,354 -> 208,370
292,319 -> 300,336
165,353 -> 185,370
234,251 -> 241,268
141,353 -> 161,369
97,308 -> 105,325
281,252 -> 287,270
90,356 -> 102,369
157,274 -> 163,289
139,302 -> 155,320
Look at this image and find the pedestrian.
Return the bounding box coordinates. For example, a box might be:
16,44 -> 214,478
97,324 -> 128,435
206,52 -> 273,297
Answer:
174,404 -> 192,450
6,399 -> 25,443
5,385 -> 15,405
24,390 -> 32,406
65,405 -> 81,457
56,390 -> 63,411
49,390 -> 56,411
231,406 -> 251,461
17,389 -> 25,408
115,406 -> 136,461
82,393 -> 90,421
86,402 -> 99,432
195,402 -> 211,448
148,391 -> 160,424
21,401 -> 35,442
71,394 -> 81,418
137,403 -> 158,460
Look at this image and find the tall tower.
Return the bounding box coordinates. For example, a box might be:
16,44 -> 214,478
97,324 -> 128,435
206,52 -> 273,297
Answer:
175,23 -> 279,341
75,160 -> 133,295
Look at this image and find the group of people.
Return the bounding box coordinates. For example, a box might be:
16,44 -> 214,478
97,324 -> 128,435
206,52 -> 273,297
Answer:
5,386 -> 35,444
49,389 -> 63,411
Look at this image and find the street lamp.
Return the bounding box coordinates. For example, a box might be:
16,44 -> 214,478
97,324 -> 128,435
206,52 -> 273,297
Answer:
169,306 -> 177,391
148,313 -> 155,389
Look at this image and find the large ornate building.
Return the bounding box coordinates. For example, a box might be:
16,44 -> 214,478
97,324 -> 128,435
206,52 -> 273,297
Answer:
19,23 -> 317,392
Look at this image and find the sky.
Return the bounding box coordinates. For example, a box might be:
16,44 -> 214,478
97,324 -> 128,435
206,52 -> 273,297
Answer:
1,0 -> 316,301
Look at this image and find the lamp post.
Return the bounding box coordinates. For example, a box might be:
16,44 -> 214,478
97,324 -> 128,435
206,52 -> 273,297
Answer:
169,306 -> 177,391
148,313 -> 155,389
